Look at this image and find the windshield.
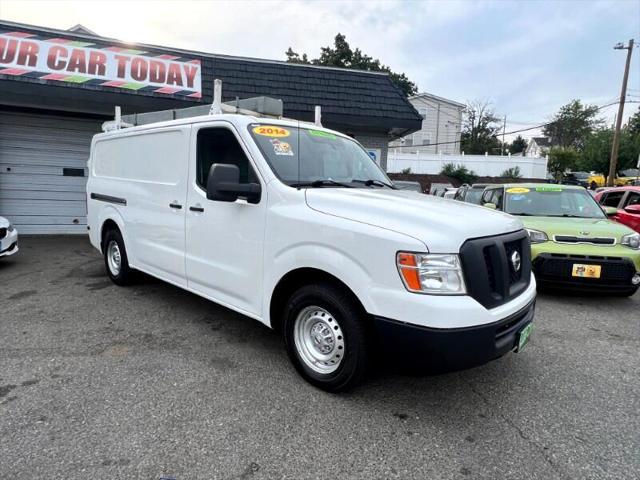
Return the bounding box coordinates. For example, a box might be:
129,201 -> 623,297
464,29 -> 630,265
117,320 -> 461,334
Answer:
504,186 -> 606,218
249,124 -> 392,187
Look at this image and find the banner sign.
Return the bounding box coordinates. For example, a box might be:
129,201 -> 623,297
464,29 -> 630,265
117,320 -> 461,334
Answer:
0,30 -> 202,98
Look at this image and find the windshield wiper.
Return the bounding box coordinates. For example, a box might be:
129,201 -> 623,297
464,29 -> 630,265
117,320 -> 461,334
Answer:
291,179 -> 354,188
352,179 -> 397,189
509,212 -> 535,216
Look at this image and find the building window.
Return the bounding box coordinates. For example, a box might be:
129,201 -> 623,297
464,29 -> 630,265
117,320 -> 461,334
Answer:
420,107 -> 428,120
414,133 -> 431,146
403,136 -> 413,146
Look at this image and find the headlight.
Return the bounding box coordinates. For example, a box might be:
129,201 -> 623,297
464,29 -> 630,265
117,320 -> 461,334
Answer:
621,232 -> 640,250
526,228 -> 548,244
397,252 -> 466,295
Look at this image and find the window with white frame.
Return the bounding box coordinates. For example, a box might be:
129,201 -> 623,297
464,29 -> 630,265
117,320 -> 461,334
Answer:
420,106 -> 428,120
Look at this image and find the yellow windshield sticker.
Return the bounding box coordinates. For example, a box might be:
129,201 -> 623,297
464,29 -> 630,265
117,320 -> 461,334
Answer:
506,187 -> 530,194
253,126 -> 290,138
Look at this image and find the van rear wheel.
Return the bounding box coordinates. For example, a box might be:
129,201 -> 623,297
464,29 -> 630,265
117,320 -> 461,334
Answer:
103,229 -> 134,286
283,283 -> 369,392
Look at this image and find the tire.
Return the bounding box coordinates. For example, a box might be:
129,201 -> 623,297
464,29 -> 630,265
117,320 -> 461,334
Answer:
103,228 -> 135,286
283,283 -> 370,392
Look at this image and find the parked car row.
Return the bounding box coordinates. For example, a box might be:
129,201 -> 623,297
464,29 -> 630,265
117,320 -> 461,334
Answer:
561,169 -> 640,189
448,182 -> 640,296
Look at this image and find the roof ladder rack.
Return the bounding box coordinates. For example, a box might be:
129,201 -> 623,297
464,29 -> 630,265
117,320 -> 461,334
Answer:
102,79 -> 285,131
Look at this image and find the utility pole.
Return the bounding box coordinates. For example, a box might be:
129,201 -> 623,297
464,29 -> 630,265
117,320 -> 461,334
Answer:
501,115 -> 507,156
607,39 -> 634,187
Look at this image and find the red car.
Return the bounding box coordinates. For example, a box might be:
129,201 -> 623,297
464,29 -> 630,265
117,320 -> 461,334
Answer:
595,186 -> 640,233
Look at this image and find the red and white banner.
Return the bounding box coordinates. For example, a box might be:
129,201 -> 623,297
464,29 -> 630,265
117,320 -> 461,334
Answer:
0,30 -> 202,98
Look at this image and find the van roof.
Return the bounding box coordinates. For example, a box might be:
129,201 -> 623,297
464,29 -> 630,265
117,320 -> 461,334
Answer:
95,114 -> 349,140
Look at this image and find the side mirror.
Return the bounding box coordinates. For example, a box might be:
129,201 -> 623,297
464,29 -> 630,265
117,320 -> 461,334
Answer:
206,164 -> 261,204
483,202 -> 497,210
602,206 -> 618,216
624,204 -> 640,214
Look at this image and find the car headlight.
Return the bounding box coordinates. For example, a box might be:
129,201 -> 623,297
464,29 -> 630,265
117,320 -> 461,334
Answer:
621,232 -> 640,250
526,228 -> 548,244
397,252 -> 466,295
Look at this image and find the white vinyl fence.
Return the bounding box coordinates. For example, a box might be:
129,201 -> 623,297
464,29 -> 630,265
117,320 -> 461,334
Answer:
387,151 -> 548,179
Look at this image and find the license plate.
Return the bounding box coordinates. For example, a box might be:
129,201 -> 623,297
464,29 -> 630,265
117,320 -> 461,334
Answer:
571,264 -> 601,278
516,323 -> 533,352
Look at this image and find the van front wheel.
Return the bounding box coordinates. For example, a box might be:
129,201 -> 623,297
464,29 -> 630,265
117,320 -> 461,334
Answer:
103,229 -> 134,286
283,284 -> 370,392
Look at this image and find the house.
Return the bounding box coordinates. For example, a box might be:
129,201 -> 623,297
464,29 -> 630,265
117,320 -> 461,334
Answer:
389,92 -> 465,155
0,20 -> 422,233
525,137 -> 552,158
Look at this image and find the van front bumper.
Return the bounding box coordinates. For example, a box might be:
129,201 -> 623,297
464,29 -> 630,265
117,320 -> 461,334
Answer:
372,300 -> 535,372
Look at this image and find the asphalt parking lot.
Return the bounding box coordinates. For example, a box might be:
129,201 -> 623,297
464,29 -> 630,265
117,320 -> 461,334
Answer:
1,236 -> 638,480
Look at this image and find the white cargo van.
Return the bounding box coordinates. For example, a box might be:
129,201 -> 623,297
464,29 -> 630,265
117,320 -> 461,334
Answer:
87,109 -> 536,391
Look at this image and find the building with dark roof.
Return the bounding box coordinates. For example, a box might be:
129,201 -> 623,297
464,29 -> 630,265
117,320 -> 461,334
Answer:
0,20 -> 422,233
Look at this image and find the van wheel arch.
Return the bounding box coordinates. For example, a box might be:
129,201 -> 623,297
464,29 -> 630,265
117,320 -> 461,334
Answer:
100,219 -> 121,253
269,268 -> 368,331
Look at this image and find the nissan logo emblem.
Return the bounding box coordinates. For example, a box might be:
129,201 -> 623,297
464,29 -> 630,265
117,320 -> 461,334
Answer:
510,250 -> 521,273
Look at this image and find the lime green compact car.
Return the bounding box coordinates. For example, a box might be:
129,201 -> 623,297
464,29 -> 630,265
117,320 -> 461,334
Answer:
481,183 -> 640,296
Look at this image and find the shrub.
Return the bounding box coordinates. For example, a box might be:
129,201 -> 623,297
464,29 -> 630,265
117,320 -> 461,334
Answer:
440,163 -> 477,185
501,166 -> 522,179
401,167 -> 412,174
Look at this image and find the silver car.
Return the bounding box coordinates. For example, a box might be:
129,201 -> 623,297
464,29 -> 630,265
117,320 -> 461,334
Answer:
0,216 -> 19,258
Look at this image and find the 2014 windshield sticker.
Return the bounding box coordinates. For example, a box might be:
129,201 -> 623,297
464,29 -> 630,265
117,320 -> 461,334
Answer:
270,139 -> 294,156
535,186 -> 563,192
506,187 -> 530,194
253,126 -> 290,137
309,129 -> 336,139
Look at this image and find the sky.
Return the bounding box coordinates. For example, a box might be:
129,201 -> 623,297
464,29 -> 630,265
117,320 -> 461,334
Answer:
1,0 -> 639,141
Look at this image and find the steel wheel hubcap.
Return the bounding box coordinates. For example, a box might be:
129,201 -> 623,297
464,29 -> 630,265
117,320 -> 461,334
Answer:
107,240 -> 122,276
293,306 -> 345,374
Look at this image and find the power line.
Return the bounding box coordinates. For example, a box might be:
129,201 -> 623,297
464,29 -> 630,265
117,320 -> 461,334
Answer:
392,99 -> 640,149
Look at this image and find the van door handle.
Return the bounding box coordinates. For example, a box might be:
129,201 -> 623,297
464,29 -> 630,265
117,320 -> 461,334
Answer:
189,206 -> 204,212
169,203 -> 182,209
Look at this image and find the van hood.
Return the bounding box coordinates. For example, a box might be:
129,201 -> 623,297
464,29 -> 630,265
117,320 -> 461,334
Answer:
305,188 -> 523,252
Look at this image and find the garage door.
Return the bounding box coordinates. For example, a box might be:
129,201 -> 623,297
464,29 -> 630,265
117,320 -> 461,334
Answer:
0,110 -> 102,234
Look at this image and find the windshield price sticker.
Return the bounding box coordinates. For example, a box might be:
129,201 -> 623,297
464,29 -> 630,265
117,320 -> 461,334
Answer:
270,139 -> 294,156
535,186 -> 563,192
309,129 -> 337,139
253,126 -> 290,138
506,187 -> 530,194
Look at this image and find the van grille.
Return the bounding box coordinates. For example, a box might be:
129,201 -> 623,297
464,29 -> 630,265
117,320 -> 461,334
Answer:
459,230 -> 531,309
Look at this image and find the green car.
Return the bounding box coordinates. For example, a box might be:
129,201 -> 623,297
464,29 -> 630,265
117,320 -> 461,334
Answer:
481,183 -> 640,296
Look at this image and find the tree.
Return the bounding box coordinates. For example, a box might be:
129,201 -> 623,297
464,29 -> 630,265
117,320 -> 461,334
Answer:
285,34 -> 418,97
509,135 -> 528,154
627,107 -> 640,136
460,100 -> 502,154
548,147 -> 580,181
543,100 -> 603,150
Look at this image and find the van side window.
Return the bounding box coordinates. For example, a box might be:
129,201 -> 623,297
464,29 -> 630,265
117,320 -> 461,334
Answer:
196,128 -> 256,188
